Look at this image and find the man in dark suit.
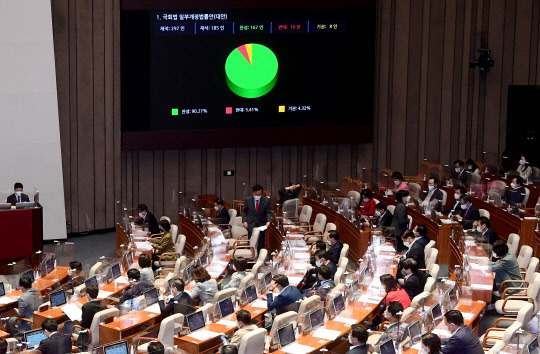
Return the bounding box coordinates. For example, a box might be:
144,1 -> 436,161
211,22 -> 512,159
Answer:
442,310 -> 483,353
304,250 -> 337,291
80,284 -> 104,329
121,269 -> 142,303
241,184 -> 272,252
506,176 -> 526,205
397,230 -> 426,270
455,195 -> 480,229
413,223 -> 430,248
158,279 -> 194,316
450,160 -> 470,187
37,318 -> 72,354
346,324 -> 368,354
264,274 -> 302,315
6,182 -> 30,205
401,259 -> 426,300
213,198 -> 230,227
420,178 -> 444,211
277,183 -> 301,204
326,230 -> 343,264
445,187 -> 466,217
137,203 -> 160,235
375,202 -> 393,227
476,216 -> 499,245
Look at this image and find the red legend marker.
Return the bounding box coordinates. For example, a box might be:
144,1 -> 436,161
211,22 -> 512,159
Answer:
225,107 -> 233,114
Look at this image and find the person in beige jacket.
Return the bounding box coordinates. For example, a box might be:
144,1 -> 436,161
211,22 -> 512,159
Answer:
229,309 -> 258,348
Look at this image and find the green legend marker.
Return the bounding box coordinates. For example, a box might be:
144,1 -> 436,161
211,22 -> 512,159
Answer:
225,43 -> 278,98
171,108 -> 179,116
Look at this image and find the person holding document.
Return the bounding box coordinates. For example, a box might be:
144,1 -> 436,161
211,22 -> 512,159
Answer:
241,184 -> 271,252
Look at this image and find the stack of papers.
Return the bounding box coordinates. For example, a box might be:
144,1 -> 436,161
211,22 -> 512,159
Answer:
462,312 -> 475,320
98,290 -> 113,299
312,328 -> 341,340
134,242 -> 153,251
216,319 -> 237,327
281,343 -> 316,354
293,263 -> 309,271
288,276 -> 304,285
186,329 -> 221,341
144,303 -> 161,314
432,328 -> 452,338
0,297 -> 17,305
114,276 -> 129,284
294,253 -> 311,259
250,299 -> 268,309
61,303 -> 83,321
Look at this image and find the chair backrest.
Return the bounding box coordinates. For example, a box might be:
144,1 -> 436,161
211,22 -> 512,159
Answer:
401,307 -> 415,322
515,302 -> 535,326
231,216 -> 243,227
410,292 -> 430,309
424,240 -> 436,262
526,273 -> 540,312
507,233 -> 520,256
339,244 -> 349,263
430,164 -> 442,181
479,209 -> 490,219
387,205 -> 395,215
313,213 -> 327,233
170,224 -> 179,244
173,256 -> 187,275
74,284 -> 85,297
250,261 -> 263,279
439,189 -> 447,207
299,205 -> 313,224
160,216 -> 171,223
426,248 -> 438,269
90,308 -> 119,347
282,199 -> 300,219
258,249 -> 268,263
408,183 -> 421,198
501,322 -> 523,343
158,314 -> 184,348
525,258 -> 539,283
334,268 -> 344,284
424,277 -> 436,293
269,311 -> 298,339
238,328 -> 267,354
428,264 -> 440,280
350,180 -> 361,193
297,295 -> 321,317
338,257 -> 348,271
322,223 -> 337,243
517,246 -> 534,269
339,176 -> 353,194
88,262 -> 102,278
247,229 -> 260,259
175,234 -> 186,255
213,288 -> 237,304
523,187 -> 530,205
231,225 -> 248,240
228,209 -> 237,220
407,215 -> 413,229
347,191 -> 361,205
470,172 -> 481,185
199,303 -> 213,319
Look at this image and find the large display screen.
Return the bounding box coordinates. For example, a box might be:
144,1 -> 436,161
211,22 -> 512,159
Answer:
121,0 -> 375,149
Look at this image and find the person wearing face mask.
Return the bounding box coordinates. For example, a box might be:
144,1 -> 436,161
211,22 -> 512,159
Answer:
310,241 -> 327,266
223,257 -> 248,290
420,178 -> 443,211
326,230 -> 343,264
490,240 -> 523,298
67,261 -> 86,287
380,274 -> 411,308
263,274 -> 302,315
136,203 -> 160,235
475,217 -> 499,245
242,184 -> 272,253
391,190 -> 410,252
464,158 -> 480,175
228,310 -> 258,348
377,301 -> 409,342
454,195 -> 479,229
158,279 -> 194,316
396,230 -> 426,270
441,310 -> 483,353
277,183 -> 302,204
6,182 -> 30,205
413,224 -> 430,248
120,269 -> 142,302
346,324 -> 368,354
450,160 -> 470,187
375,202 -> 393,227
80,284 -> 104,329
213,198 -> 230,228
304,249 -> 336,290
421,333 -> 442,354
514,155 -> 533,181
358,189 -> 376,216
506,176 -> 526,205
308,265 -> 336,303
391,171 -> 409,192
400,259 -> 427,300
149,219 -> 175,270
445,187 -> 466,217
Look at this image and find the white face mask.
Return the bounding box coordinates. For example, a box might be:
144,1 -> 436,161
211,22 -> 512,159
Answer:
254,195 -> 261,201
67,269 -> 73,277
468,165 -> 473,170
15,191 -> 22,197
510,182 -> 516,189
393,180 -> 401,185
492,252 -> 497,258
348,335 -> 353,345
363,198 -> 369,203
138,212 -> 144,217
460,204 -> 467,210
316,259 -> 323,267
428,185 -> 435,191
214,206 -> 219,211
520,159 -> 526,165
455,167 -> 461,173
406,196 -> 411,203
375,210 -> 381,217
327,240 -> 332,246
454,193 -> 460,200
476,226 -> 482,233
403,241 -> 410,248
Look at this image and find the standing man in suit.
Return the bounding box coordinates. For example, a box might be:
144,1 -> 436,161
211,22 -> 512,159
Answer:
442,310 -> 483,353
263,274 -> 302,315
450,160 -> 470,187
158,279 -> 194,315
346,324 -> 368,354
326,230 -> 343,264
37,318 -> 72,354
413,224 -> 431,248
445,187 -> 466,217
213,198 -> 230,227
137,203 -> 160,235
397,230 -> 426,270
241,184 -> 271,252
421,178 -> 444,211
454,195 -> 480,229
80,284 -> 104,329
375,202 -> 393,227
6,182 -> 30,204
8,276 -> 42,334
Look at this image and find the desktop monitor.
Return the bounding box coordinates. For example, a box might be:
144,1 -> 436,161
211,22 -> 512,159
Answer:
277,322 -> 296,348
308,308 -> 324,330
125,251 -> 133,267
263,271 -> 273,288
20,269 -> 34,284
111,263 -> 122,279
332,293 -> 345,316
103,340 -> 129,354
24,329 -> 47,348
186,311 -> 206,333
183,265 -> 193,282
46,257 -> 54,273
199,253 -> 208,268
50,289 -> 67,308
0,282 -> 4,297
407,320 -> 422,346
244,284 -> 258,304
448,287 -> 458,309
143,287 -> 159,307
430,303 -> 443,327
379,338 -> 396,354
39,260 -> 48,278
85,276 -> 98,289
218,297 -> 235,319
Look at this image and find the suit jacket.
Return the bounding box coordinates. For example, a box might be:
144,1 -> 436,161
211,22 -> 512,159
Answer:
278,187 -> 301,204
159,291 -> 194,316
401,240 -> 426,269
482,228 -> 499,245
143,211 -> 160,235
416,235 -> 430,248
314,280 -> 336,303
229,324 -> 258,348
378,211 -> 393,227
223,271 -> 247,290
441,325 -> 483,354
506,186 -> 526,204
461,204 -> 480,229
491,253 -> 523,294
241,196 -> 272,234
450,170 -> 470,187
149,232 -> 175,260
446,200 -> 463,217
267,285 -> 302,314
37,333 -> 72,354
80,299 -> 104,329
391,202 -> 409,238
17,288 -> 42,319
214,207 -> 230,226
421,188 -> 444,208
402,272 -> 425,300
346,344 -> 368,354
187,279 -> 218,306
7,192 -> 30,204
327,241 -> 343,264
121,283 -> 142,303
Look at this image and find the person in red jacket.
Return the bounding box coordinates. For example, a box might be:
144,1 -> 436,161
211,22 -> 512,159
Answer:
380,274 -> 411,309
359,189 -> 376,217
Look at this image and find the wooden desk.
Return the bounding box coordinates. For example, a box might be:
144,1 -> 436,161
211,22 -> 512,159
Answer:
100,310 -> 162,345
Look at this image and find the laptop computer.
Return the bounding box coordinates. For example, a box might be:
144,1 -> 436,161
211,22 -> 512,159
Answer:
24,329 -> 47,348
103,340 -> 129,354
50,289 -> 67,308
244,284 -> 258,304
111,263 -> 122,280
143,287 -> 159,307
217,297 -> 235,319
331,293 -> 345,317
430,302 -> 443,327
277,322 -> 296,349
308,308 -> 324,331
263,271 -> 273,288
85,276 -> 98,289
407,320 -> 422,346
125,251 -> 133,267
186,311 -> 206,333
379,338 -> 396,354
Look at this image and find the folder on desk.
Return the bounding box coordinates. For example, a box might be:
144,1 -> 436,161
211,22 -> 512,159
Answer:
62,303 -> 83,321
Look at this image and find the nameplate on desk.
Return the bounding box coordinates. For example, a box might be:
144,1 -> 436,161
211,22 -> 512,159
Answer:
358,295 -> 383,304
98,290 -> 113,299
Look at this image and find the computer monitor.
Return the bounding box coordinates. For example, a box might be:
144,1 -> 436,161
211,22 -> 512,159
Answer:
348,279 -> 360,294
218,297 -> 235,319
0,282 -> 4,297
103,340 -> 129,354
379,338 -> 396,354
16,202 -> 35,209
125,251 -> 133,267
526,337 -> 539,354
448,287 -> 458,309
244,284 -> 258,304
50,289 -> 67,308
308,308 -> 324,330
46,257 -> 55,274
186,311 -> 206,333
0,203 -> 12,210
20,269 -> 34,284
277,322 -> 296,348
332,293 -> 345,316
199,253 -> 208,268
430,302 -> 443,326
85,276 -> 98,289
407,320 -> 422,346
143,287 -> 159,307
24,329 -> 47,348
263,271 -> 273,288
183,264 -> 193,282
39,260 -> 48,278
111,263 -> 121,279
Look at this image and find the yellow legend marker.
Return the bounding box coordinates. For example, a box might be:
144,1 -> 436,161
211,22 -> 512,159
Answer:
278,105 -> 285,113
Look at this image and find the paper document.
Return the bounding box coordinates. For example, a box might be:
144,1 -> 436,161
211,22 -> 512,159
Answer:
186,329 -> 221,341
250,299 -> 268,308
294,252 -> 310,259
98,290 -> 113,299
333,316 -> 358,325
281,343 -> 316,354
134,242 -> 153,251
432,328 -> 452,338
288,276 -> 304,285
312,328 -> 341,340
257,225 -> 268,231
462,312 -> 475,320
378,245 -> 395,253
470,264 -> 490,271
114,276 -> 129,284
358,295 -> 383,304
293,263 -> 309,271
0,296 -> 17,305
464,240 -> 476,247
61,303 -> 83,321
216,319 -> 237,327
144,303 -> 161,314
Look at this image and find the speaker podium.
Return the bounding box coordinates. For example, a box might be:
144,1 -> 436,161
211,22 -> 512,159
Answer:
0,204 -> 43,259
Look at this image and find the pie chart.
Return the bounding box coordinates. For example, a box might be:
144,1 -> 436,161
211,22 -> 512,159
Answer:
225,43 -> 278,98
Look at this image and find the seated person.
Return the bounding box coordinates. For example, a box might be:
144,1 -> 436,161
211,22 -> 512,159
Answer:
346,324 -> 369,354
138,254 -> 155,292
221,345 -> 238,354
310,241 -> 327,266
263,274 -> 302,314
68,261 -> 86,287
137,203 -> 159,235
454,195 -> 479,229
229,310 -> 258,347
506,176 -> 526,205
377,301 -> 409,342
37,318 -> 72,354
359,189 -> 376,216
475,216 -> 499,245
445,187 -> 466,217
413,223 -> 431,248
121,269 -> 143,302
6,182 -> 30,204
515,155 -> 533,181
491,240 -> 523,297
223,257 -> 248,290
278,183 -> 302,204
465,158 -> 480,174
8,276 -> 43,334
392,171 -> 409,191
148,342 -> 165,354
421,178 -> 443,211
450,160 -> 470,187
421,333 -> 442,354
80,284 -> 104,329
326,230 -> 343,264
213,198 -> 230,227
380,274 -> 411,309
158,279 -> 194,315
375,202 -> 393,227
187,265 -> 218,306
396,230 -> 426,270
441,310 -> 483,353
306,265 -> 336,303
149,219 -> 175,269
401,259 -> 427,300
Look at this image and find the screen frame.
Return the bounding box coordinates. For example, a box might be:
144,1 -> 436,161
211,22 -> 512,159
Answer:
103,340 -> 129,354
